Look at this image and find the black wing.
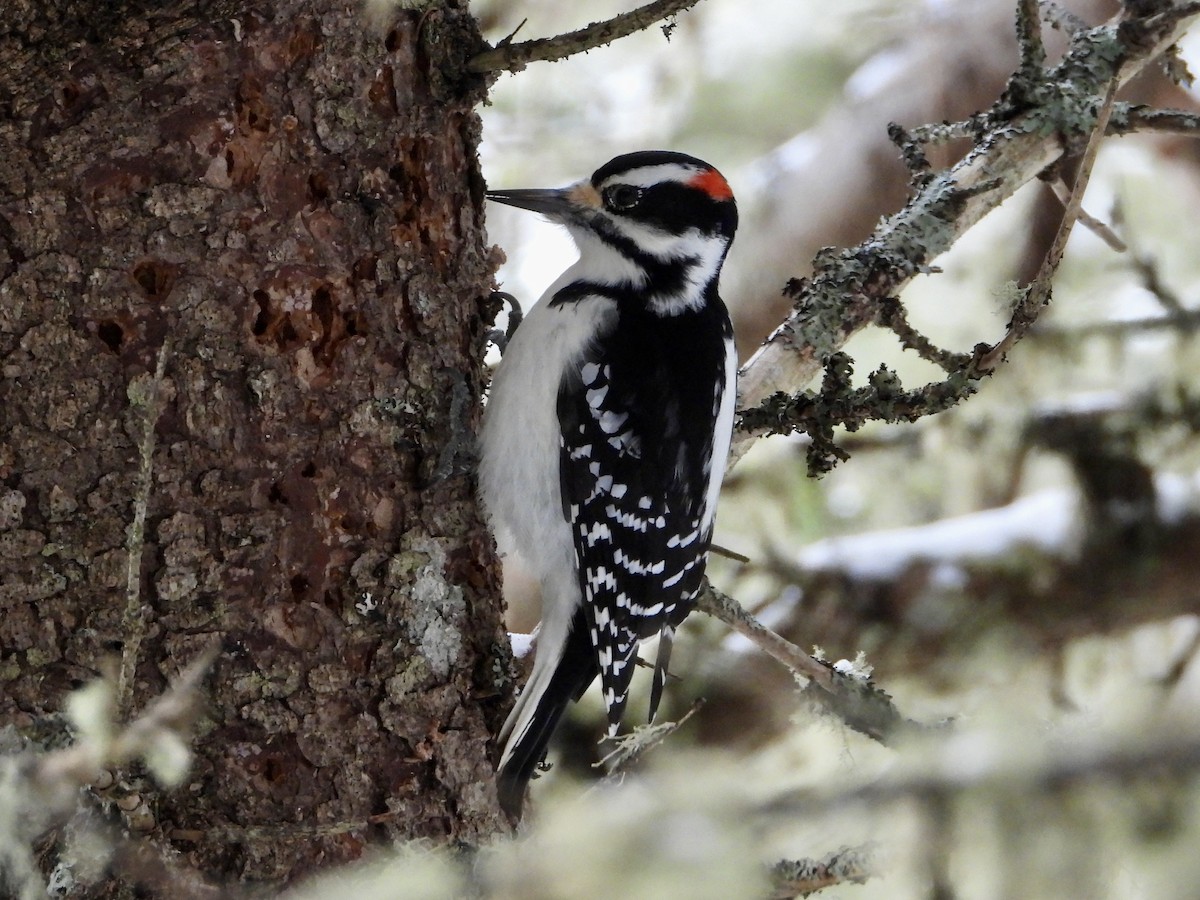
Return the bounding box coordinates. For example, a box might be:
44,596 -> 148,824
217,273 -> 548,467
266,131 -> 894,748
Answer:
557,300 -> 731,730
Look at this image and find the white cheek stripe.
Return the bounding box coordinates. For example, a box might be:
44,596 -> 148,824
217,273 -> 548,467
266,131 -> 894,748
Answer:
647,235 -> 728,315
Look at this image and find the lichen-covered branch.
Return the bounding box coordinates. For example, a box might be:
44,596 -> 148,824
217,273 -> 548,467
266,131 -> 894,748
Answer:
740,352 -> 979,476
975,77 -> 1118,371
468,0 -> 702,74
770,845 -> 878,898
1,645 -> 216,899
117,336 -> 172,716
1015,0 -> 1048,76
35,643 -> 216,797
1108,104 -> 1200,136
731,1 -> 1200,467
765,718 -> 1200,817
597,699 -> 704,777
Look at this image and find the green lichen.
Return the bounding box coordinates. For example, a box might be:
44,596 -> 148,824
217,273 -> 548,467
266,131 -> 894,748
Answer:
1000,22 -> 1125,143
741,353 -> 982,477
386,656 -> 431,702
387,549 -> 431,587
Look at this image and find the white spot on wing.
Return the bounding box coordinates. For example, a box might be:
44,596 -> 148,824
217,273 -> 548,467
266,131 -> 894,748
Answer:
586,385 -> 609,407
598,409 -> 627,434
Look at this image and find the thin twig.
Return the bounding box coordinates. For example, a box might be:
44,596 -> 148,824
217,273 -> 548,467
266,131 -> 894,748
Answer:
1131,254 -> 1190,319
875,296 -> 972,373
1048,177 -> 1126,252
468,0 -> 702,74
977,77 -> 1119,371
118,336 -> 172,715
1107,105 -> 1200,137
1029,308 -> 1200,338
906,118 -> 983,146
698,583 -> 833,687
1015,0 -> 1047,74
596,699 -> 704,776
1041,1 -> 1089,35
697,583 -> 912,745
709,541 -> 750,565
1106,198 -> 1191,318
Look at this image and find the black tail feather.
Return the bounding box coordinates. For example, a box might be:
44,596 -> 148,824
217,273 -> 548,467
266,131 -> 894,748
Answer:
648,625 -> 675,723
497,607 -> 599,819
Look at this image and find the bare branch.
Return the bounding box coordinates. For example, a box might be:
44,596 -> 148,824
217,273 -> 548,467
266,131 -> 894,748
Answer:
1047,176 -> 1127,252
697,583 -> 913,745
698,582 -> 832,685
1031,308 -> 1200,337
468,0 -> 702,74
764,721 -> 1200,818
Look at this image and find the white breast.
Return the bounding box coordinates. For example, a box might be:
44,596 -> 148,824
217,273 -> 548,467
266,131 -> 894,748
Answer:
478,274 -> 617,602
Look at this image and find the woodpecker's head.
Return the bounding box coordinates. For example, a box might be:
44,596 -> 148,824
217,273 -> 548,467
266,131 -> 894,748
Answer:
487,151 -> 737,314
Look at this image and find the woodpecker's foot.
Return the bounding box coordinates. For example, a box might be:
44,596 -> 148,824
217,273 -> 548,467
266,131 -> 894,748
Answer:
486,291 -> 524,355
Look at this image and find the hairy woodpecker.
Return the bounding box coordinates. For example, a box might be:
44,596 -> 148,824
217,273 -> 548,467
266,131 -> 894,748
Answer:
480,151 -> 737,818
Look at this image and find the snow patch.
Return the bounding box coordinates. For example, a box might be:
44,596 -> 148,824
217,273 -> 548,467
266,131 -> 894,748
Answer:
798,489 -> 1080,581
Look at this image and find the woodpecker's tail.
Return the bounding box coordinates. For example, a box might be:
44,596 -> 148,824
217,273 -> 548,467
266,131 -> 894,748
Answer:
497,607 -> 598,819
648,624 -> 676,723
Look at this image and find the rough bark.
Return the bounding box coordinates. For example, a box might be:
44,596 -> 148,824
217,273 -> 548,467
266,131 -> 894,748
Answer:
0,0 -> 508,891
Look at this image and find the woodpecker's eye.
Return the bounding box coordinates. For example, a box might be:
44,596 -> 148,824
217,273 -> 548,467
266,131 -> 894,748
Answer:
603,185 -> 643,212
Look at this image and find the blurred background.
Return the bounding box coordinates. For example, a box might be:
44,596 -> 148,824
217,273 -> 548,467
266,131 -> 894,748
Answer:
472,1 -> 1200,895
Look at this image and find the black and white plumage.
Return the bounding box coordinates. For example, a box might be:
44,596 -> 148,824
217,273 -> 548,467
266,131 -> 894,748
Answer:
479,151 -> 738,818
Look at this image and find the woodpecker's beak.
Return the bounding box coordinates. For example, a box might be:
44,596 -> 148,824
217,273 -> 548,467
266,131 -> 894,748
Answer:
486,182 -> 601,224
486,188 -> 574,217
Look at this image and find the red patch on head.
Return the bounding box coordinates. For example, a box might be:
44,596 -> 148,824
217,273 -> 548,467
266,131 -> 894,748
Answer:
688,168 -> 733,201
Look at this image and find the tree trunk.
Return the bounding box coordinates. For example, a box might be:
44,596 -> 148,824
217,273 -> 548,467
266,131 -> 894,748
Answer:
0,0 -> 508,891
